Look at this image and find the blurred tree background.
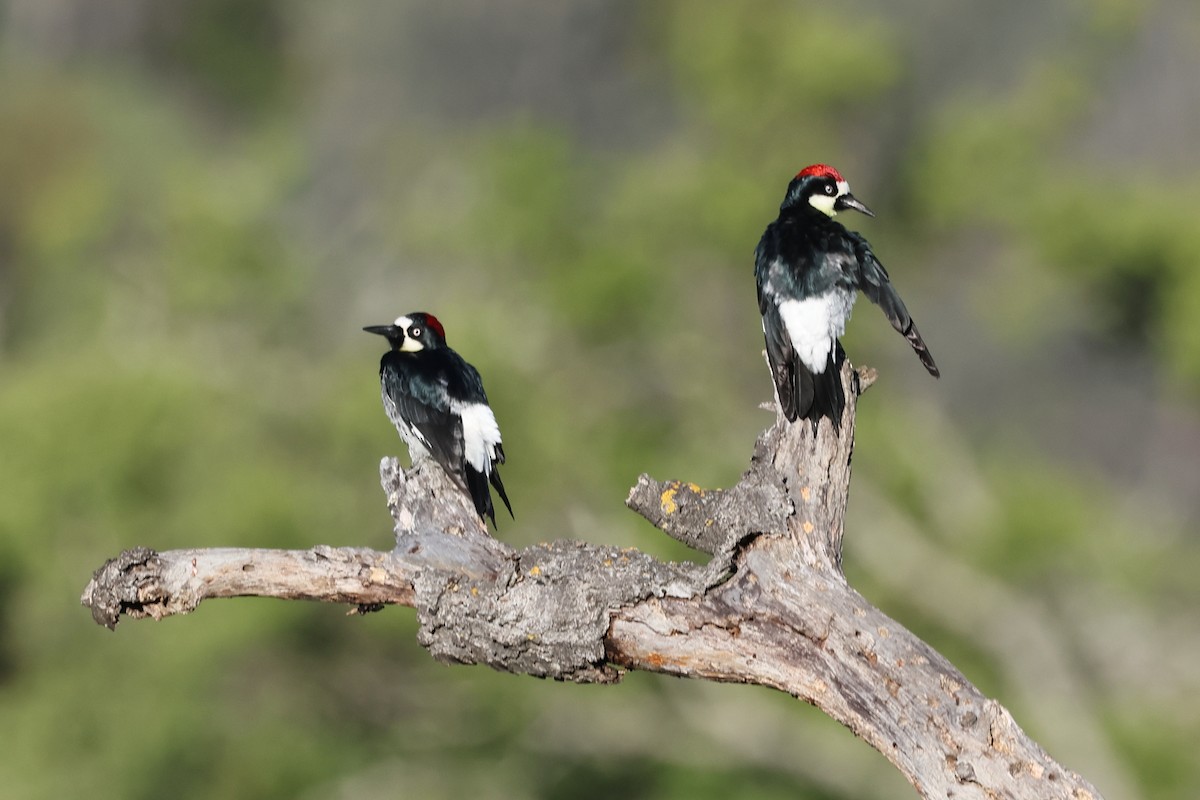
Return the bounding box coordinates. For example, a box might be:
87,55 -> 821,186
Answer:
1,1 -> 1197,798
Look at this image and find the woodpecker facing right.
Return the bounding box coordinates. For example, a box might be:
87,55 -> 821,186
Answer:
755,164 -> 939,427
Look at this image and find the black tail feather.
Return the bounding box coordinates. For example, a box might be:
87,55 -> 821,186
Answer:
465,467 -> 496,527
785,362 -> 810,423
464,464 -> 512,528
771,340 -> 848,429
804,347 -> 846,431
490,468 -> 514,520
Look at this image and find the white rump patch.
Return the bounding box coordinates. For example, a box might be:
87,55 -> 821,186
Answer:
452,401 -> 503,472
778,289 -> 856,373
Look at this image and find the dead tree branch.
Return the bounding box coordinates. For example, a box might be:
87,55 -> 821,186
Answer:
81,361 -> 1104,799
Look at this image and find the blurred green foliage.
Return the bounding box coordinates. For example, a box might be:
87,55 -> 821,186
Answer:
0,1 -> 1197,799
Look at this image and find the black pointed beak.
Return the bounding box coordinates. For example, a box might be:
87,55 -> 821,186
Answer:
363,324 -> 400,338
835,193 -> 875,217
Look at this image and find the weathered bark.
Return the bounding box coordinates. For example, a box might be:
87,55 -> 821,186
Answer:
81,361 -> 1103,799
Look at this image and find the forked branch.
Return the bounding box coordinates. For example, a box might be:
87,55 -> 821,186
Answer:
81,361 -> 1103,799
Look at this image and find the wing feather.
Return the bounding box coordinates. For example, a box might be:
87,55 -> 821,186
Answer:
382,362 -> 470,489
847,233 -> 940,378
756,241 -> 807,421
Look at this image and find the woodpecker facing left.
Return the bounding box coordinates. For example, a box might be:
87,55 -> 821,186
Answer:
364,312 -> 513,527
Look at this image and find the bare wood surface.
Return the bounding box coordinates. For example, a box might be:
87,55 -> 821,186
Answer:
81,361 -> 1103,799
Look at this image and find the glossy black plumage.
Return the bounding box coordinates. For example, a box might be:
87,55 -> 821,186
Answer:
365,313 -> 512,526
755,165 -> 939,427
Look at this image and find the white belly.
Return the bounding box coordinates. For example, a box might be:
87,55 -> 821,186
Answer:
778,289 -> 856,373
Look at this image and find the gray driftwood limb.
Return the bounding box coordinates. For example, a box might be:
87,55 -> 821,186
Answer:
80,360 -> 1103,799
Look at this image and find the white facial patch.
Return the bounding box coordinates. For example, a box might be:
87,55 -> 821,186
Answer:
778,289 -> 857,373
391,315 -> 424,352
807,180 -> 850,217
452,401 -> 503,473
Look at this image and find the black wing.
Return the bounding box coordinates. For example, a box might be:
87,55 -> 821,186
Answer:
382,358 -> 470,491
847,232 -> 940,378
756,239 -> 806,422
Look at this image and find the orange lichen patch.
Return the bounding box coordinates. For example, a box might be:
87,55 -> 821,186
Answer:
528,565 -> 542,577
470,586 -> 479,597
802,521 -> 815,534
645,653 -> 666,668
602,559 -> 613,567
661,481 -> 706,515
800,486 -> 812,502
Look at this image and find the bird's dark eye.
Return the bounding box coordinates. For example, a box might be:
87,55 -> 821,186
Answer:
824,184 -> 836,195
410,327 -> 422,338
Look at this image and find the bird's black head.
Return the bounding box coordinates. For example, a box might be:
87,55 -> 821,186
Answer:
363,312 -> 447,353
782,163 -> 875,219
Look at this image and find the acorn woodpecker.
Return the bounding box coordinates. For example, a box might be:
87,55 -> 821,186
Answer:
755,164 -> 939,427
364,312 -> 513,526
